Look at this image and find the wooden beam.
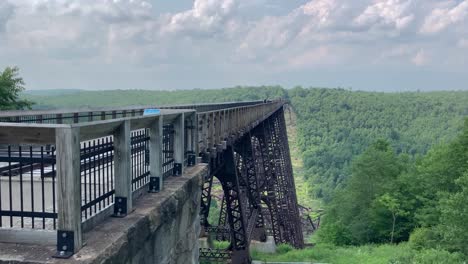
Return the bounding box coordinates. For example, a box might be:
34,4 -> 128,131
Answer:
173,113 -> 185,175
78,120 -> 123,141
0,123 -> 62,145
113,120 -> 132,215
149,116 -> 164,191
56,126 -> 82,252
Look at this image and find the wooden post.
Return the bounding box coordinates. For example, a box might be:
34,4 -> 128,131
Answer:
56,127 -> 82,256
173,113 -> 185,176
186,112 -> 198,165
57,114 -> 63,124
209,113 -> 214,150
215,112 -> 221,145
187,115 -> 193,153
193,113 -> 199,163
113,120 -> 132,216
149,116 -> 163,192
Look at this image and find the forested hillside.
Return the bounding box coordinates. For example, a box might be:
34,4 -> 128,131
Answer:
288,88 -> 468,202
22,86 -> 286,109
286,87 -> 468,262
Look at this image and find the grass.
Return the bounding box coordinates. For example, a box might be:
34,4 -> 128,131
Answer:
252,243 -> 466,264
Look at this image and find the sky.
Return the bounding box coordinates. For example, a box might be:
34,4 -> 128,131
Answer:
0,0 -> 467,91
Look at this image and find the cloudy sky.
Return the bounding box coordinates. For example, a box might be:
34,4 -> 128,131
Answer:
0,0 -> 467,91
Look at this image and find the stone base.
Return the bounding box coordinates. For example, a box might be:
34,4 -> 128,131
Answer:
0,165 -> 207,264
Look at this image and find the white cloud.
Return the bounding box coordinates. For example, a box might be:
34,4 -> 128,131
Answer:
23,0 -> 153,21
354,0 -> 415,31
301,0 -> 337,27
0,0 -> 467,90
411,49 -> 428,65
161,0 -> 237,36
420,0 -> 468,34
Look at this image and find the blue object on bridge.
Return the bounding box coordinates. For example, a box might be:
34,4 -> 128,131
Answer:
143,109 -> 161,116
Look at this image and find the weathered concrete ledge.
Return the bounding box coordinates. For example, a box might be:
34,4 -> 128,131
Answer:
0,164 -> 207,264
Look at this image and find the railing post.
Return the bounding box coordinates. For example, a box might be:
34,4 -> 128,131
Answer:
215,111 -> 221,146
209,112 -> 214,150
186,112 -> 197,166
57,114 -> 63,124
193,113 -> 199,163
149,116 -> 163,192
113,120 -> 132,217
173,113 -> 185,176
55,127 -> 82,258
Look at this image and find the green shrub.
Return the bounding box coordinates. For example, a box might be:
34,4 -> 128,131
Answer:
409,228 -> 440,250
315,221 -> 353,246
252,243 -> 467,264
212,241 -> 230,249
276,244 -> 294,254
412,248 -> 465,264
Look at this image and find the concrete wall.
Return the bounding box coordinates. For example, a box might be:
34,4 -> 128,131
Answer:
0,164 -> 206,264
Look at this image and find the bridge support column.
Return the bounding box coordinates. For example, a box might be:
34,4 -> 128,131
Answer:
218,146 -> 251,264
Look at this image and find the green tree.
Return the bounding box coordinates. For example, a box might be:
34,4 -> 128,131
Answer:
377,193 -> 407,243
0,66 -> 33,110
319,140 -> 406,245
438,171 -> 468,255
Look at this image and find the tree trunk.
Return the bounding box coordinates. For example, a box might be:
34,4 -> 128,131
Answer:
391,213 -> 396,243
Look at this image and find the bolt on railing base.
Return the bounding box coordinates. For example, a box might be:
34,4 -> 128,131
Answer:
173,163 -> 182,176
188,153 -> 196,166
112,197 -> 128,217
148,177 -> 161,193
52,230 -> 75,259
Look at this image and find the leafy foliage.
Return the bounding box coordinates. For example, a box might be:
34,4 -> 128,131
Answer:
288,87 -> 468,201
0,67 -> 33,110
318,120 -> 468,258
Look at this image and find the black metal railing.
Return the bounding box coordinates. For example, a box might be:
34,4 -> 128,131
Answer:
163,124 -> 175,179
0,109 -> 145,124
131,129 -> 150,191
80,137 -> 115,221
0,145 -> 57,229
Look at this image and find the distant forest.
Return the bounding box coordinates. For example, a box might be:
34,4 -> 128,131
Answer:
21,86 -> 287,109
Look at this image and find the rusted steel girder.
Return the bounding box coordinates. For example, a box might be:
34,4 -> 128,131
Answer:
200,107 -> 304,264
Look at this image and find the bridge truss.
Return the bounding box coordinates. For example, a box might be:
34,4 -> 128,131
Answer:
199,107 -> 304,263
